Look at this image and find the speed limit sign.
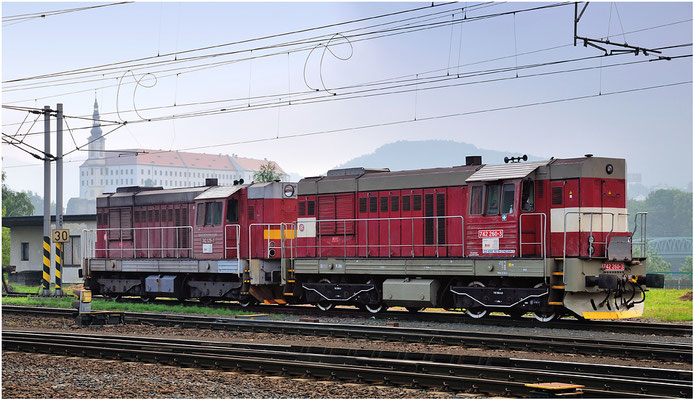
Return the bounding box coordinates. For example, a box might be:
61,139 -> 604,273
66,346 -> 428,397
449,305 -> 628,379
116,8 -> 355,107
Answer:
52,229 -> 70,243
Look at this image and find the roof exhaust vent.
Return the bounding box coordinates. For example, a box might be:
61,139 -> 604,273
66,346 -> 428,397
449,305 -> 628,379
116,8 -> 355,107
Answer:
465,156 -> 482,166
205,178 -> 218,186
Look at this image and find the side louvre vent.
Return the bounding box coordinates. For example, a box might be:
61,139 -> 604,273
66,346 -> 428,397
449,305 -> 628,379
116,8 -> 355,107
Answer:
551,186 -> 563,205
359,198 -> 367,213
436,193 -> 446,245
537,182 -> 544,199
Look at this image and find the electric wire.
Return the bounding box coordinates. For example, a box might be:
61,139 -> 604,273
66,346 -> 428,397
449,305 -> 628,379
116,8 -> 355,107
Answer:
2,2 -> 562,88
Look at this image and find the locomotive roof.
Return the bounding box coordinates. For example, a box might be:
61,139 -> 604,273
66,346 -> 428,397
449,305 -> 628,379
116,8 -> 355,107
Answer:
298,156 -> 625,195
466,161 -> 549,182
194,185 -> 245,200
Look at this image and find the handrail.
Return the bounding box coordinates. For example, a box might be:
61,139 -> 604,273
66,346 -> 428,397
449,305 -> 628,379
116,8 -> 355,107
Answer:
248,223 -> 287,259
83,226 -> 193,259
224,224 -> 241,268
519,213 -> 547,284
293,215 -> 464,259
562,211 -> 615,261
631,212 -> 648,257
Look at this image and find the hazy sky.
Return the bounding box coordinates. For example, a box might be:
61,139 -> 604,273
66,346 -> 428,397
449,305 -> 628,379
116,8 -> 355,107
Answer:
2,1 -> 692,201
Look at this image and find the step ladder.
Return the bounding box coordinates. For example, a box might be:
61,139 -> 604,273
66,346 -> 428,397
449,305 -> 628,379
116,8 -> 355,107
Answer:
282,257 -> 297,297
548,258 -> 565,306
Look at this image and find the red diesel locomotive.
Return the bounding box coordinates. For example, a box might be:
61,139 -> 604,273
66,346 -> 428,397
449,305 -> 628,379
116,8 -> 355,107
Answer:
83,155 -> 664,321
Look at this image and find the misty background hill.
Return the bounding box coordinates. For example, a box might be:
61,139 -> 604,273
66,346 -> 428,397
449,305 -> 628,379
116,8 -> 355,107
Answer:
334,140 -> 543,171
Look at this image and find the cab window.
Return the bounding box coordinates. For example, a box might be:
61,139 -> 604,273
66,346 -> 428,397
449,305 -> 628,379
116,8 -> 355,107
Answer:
470,186 -> 483,215
196,204 -> 205,226
197,201 -> 224,226
486,184 -> 500,215
501,183 -> 515,214
226,198 -> 239,223
521,180 -> 535,212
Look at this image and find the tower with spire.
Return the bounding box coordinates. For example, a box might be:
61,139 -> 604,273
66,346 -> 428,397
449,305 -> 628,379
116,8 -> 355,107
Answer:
88,99 -> 105,159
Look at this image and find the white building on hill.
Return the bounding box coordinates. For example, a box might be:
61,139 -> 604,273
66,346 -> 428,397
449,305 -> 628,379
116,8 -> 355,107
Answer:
75,100 -> 288,202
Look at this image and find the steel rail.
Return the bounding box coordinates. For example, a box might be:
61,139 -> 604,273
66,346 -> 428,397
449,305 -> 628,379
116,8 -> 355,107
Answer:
3,305 -> 691,362
9,291 -> 690,337
3,330 -> 691,398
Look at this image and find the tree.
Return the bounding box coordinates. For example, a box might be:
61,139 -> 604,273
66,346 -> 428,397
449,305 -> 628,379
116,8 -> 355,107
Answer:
628,189 -> 692,237
26,191 -> 57,216
2,205 -> 10,266
2,172 -> 35,266
253,161 -> 283,183
2,172 -> 34,217
680,257 -> 692,274
646,246 -> 672,273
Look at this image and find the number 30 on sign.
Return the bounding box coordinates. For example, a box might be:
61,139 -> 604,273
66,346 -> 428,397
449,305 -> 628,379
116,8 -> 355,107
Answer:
52,229 -> 70,243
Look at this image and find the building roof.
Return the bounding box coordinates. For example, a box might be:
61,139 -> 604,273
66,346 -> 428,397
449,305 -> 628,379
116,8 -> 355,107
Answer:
2,214 -> 96,228
81,150 -> 285,173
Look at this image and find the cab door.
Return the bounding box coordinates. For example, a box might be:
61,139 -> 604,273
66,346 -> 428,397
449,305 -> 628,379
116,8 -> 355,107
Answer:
550,179 -> 580,257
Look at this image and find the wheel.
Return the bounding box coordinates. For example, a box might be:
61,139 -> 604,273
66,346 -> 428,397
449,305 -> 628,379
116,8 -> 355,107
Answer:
406,307 -> 424,313
364,303 -> 385,313
532,282 -> 557,322
238,296 -> 255,308
200,297 -> 216,306
316,301 -> 335,311
314,278 -> 335,311
140,296 -> 151,303
465,281 -> 487,319
533,311 -> 557,322
108,295 -> 122,302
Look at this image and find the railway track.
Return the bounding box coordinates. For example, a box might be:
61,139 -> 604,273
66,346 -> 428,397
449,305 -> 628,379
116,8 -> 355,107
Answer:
3,305 -> 692,362
7,292 -> 690,337
2,330 -> 690,398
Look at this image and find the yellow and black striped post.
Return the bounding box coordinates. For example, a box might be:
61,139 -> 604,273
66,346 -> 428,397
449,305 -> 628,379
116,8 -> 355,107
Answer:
54,242 -> 64,296
40,236 -> 52,296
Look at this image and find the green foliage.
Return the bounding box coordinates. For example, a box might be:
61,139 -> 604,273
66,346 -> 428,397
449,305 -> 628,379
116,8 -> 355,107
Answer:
637,245 -> 672,273
2,295 -> 251,316
25,190 -> 57,216
253,161 -> 283,183
144,178 -> 154,186
628,189 -> 692,237
1,171 -> 34,217
2,208 -> 9,266
681,256 -> 693,274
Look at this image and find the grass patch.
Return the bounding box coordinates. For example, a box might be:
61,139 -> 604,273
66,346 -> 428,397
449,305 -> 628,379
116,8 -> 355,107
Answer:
642,289 -> 693,322
2,295 -> 251,317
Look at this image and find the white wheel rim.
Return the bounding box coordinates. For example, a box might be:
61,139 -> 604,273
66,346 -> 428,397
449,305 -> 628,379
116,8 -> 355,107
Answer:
533,282 -> 556,322
364,303 -> 383,313
465,281 -> 487,318
533,312 -> 556,322
316,301 -> 334,311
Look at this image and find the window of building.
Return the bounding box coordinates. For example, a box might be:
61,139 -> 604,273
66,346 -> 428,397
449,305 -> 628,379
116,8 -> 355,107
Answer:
21,243 -> 29,261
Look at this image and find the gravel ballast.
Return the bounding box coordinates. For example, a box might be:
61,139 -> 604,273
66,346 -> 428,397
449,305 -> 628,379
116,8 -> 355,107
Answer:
2,351 -> 466,399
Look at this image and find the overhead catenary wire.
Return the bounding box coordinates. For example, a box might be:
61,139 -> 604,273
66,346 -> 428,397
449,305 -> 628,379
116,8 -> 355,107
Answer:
3,49 -> 691,137
2,2 -> 133,26
5,15 -> 687,105
0,2 -> 501,92
4,80 -> 691,170
1,1 -> 470,83
2,2 -> 563,88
